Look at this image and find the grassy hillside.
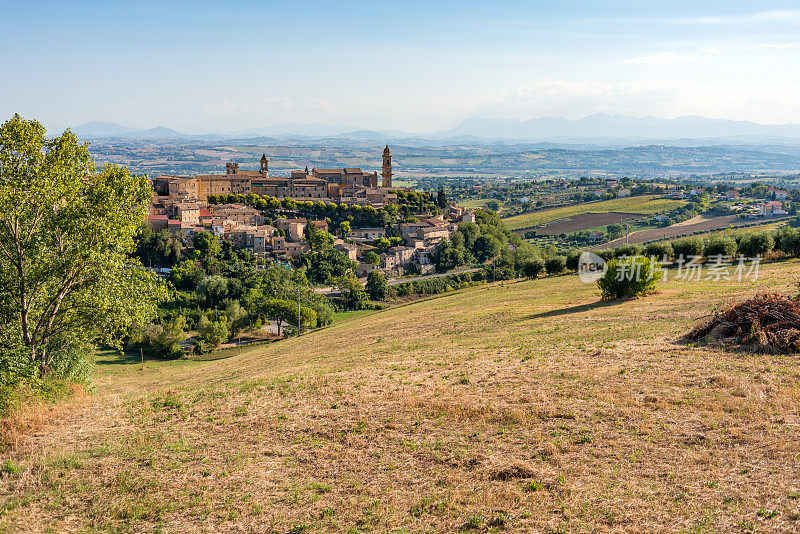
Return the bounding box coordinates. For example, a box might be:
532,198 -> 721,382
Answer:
502,195 -> 688,230
4,262 -> 800,532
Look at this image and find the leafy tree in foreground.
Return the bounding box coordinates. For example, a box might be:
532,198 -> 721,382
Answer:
0,114 -> 166,374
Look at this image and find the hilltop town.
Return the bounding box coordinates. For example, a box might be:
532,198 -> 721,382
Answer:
145,146 -> 473,276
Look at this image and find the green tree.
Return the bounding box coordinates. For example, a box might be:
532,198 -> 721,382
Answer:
598,256 -> 662,300
308,229 -> 335,251
261,298 -> 295,336
224,300 -> 247,339
169,259 -> 205,290
473,234 -> 502,263
366,271 -> 389,300
521,257 -> 545,279
0,114 -> 166,374
144,315 -> 187,356
337,272 -> 369,309
192,232 -> 221,263
197,315 -> 229,348
437,188 -> 447,209
545,256 -> 566,275
196,275 -> 229,307
363,251 -> 380,266
340,220 -> 351,237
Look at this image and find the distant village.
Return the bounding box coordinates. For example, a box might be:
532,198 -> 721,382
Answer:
146,146 -> 474,276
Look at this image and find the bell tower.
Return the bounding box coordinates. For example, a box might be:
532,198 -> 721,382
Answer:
260,154 -> 268,175
381,145 -> 392,188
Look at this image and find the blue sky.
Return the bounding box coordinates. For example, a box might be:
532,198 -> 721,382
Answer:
3,0 -> 800,132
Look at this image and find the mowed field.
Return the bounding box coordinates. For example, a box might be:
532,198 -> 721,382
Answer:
599,215 -> 791,248
4,262 -> 800,532
532,212 -> 642,236
502,195 -> 688,231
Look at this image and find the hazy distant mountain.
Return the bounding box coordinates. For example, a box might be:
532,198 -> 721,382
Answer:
228,123 -> 361,138
435,114 -> 800,141
73,114 -> 800,144
135,126 -> 189,139
73,121 -> 136,137
73,122 -> 190,139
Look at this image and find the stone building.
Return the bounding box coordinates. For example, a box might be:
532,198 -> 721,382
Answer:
152,147 -> 397,205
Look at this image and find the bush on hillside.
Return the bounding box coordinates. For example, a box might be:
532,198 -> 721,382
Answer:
704,236 -> 737,258
614,244 -> 644,258
597,255 -> 662,300
737,233 -> 774,258
565,250 -> 581,271
672,237 -> 703,260
545,256 -> 566,275
644,242 -> 673,260
521,257 -> 545,279
596,249 -> 615,261
777,227 -> 800,257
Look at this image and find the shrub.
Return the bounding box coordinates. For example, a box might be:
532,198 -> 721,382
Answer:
644,242 -> 673,260
597,255 -> 662,300
704,236 -> 737,258
521,257 -> 545,279
613,243 -> 644,258
545,256 -> 566,275
737,232 -> 774,258
565,249 -> 581,271
197,316 -> 229,348
596,249 -> 615,261
672,237 -> 703,260
777,227 -> 800,256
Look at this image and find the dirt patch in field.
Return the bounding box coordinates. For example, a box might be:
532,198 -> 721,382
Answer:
528,212 -> 642,235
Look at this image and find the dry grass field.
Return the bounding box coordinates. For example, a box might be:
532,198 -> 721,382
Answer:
3,261 -> 800,532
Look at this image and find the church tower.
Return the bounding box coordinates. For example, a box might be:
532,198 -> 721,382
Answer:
260,154 -> 268,175
381,145 -> 392,188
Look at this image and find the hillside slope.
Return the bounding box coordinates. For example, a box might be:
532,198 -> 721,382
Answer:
3,263 -> 800,532
501,195 -> 687,231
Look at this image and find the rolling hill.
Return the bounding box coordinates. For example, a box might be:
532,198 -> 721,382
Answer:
501,195 -> 688,231
3,262 -> 800,532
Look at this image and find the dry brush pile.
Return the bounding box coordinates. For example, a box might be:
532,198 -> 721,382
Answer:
687,291 -> 800,353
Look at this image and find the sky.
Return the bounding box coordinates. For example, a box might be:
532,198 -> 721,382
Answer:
3,0 -> 800,133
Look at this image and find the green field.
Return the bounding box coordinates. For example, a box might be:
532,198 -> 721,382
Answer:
4,260 -> 800,532
502,195 -> 688,230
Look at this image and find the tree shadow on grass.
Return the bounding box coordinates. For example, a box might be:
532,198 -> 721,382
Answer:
523,298 -> 623,320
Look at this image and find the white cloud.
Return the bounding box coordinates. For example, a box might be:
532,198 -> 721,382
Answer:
474,78 -> 800,124
626,48 -> 722,66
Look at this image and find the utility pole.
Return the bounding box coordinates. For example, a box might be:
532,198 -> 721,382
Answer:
297,285 -> 302,336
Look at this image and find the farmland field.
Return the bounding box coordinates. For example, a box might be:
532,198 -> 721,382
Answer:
531,211 -> 642,235
4,261 -> 800,532
598,215 -> 791,248
501,195 -> 688,230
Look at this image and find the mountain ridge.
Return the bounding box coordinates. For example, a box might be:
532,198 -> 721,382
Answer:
72,114 -> 800,143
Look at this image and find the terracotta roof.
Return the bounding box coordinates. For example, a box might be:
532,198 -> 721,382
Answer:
148,214 -> 168,220
315,168 -> 345,174
344,168 -> 363,174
